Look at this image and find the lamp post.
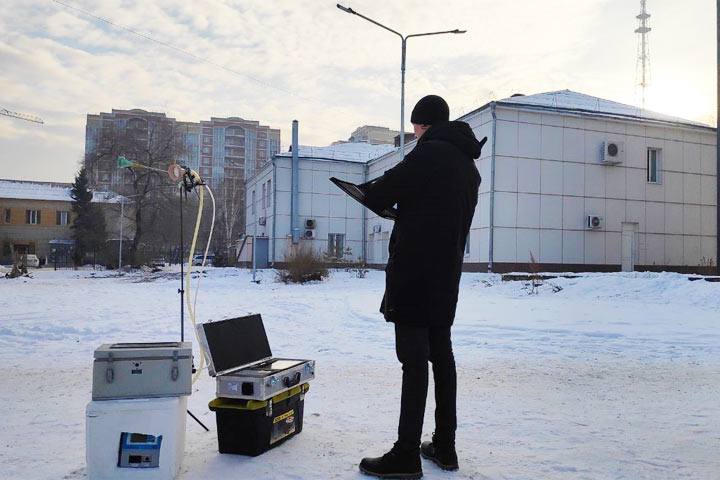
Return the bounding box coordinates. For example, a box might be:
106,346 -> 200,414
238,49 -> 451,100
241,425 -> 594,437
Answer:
336,4 -> 466,157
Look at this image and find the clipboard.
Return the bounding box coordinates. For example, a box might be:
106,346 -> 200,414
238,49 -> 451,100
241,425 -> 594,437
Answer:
330,177 -> 398,220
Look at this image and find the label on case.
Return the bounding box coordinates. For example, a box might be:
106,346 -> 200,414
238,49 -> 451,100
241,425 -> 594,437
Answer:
270,409 -> 296,444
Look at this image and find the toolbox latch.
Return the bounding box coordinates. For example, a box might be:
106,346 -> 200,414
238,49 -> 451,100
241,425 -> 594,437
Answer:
106,352 -> 114,383
171,350 -> 179,382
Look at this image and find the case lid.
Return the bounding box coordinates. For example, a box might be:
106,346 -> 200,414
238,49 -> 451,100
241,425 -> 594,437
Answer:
197,314 -> 272,376
93,341 -> 192,360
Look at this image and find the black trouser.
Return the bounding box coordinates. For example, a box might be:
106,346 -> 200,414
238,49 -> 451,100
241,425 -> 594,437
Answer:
394,323 -> 457,451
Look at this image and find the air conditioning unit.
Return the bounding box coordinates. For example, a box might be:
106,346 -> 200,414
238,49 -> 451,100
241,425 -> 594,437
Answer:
258,216 -> 266,226
303,229 -> 315,239
586,215 -> 604,230
601,141 -> 625,165
304,218 -> 316,229
372,224 -> 382,234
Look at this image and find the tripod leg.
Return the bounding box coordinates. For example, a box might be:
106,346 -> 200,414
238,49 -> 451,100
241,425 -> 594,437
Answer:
187,409 -> 210,431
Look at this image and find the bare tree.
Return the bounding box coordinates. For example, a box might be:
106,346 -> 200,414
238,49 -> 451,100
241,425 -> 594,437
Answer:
86,117 -> 187,265
214,175 -> 246,264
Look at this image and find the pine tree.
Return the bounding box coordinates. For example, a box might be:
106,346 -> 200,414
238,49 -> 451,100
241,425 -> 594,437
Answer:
70,168 -> 106,266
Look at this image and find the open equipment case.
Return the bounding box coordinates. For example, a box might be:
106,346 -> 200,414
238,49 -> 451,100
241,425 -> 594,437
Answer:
196,314 -> 315,401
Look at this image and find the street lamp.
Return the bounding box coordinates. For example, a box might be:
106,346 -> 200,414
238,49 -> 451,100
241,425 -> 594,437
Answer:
336,4 -> 466,157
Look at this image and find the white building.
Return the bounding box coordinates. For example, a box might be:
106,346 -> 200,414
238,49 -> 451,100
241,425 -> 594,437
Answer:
244,141 -> 395,266
248,90 -> 717,274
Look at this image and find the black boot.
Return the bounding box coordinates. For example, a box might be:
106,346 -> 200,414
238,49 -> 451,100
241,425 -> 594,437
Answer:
420,436 -> 458,471
359,444 -> 423,479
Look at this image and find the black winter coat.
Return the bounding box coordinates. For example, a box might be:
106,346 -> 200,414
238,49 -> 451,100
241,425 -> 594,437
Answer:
362,121 -> 483,327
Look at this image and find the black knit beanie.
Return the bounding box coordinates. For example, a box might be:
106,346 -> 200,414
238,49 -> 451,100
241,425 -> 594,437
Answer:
410,95 -> 450,125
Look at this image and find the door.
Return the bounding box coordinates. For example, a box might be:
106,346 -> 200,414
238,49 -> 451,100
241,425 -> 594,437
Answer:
255,237 -> 269,269
621,223 -> 637,272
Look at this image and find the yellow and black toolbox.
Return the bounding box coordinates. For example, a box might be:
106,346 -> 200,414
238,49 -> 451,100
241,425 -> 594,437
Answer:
209,383 -> 309,456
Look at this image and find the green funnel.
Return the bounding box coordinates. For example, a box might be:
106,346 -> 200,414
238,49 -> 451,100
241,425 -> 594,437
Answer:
117,156 -> 134,169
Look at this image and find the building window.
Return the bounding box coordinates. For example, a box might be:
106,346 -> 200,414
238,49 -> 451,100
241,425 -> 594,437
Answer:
56,211 -> 69,226
251,190 -> 256,215
26,209 -> 41,225
267,180 -> 272,208
328,233 -> 345,259
261,182 -> 266,210
3,208 -> 10,223
647,148 -> 661,183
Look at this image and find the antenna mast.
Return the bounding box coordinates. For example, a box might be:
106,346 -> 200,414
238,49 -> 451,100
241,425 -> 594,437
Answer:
635,0 -> 652,109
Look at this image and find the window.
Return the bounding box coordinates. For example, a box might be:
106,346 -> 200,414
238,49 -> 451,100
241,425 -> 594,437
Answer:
56,211 -> 69,226
26,209 -> 41,225
3,208 -> 10,223
647,148 -> 661,183
328,233 -> 345,259
251,190 -> 256,214
261,183 -> 266,209
267,180 -> 272,207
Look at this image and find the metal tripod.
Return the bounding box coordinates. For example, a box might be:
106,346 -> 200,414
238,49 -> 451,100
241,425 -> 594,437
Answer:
179,183 -> 210,432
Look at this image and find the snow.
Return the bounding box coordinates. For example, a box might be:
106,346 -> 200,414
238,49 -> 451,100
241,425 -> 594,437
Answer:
497,90 -> 714,129
1,268 -> 719,479
276,142 -> 397,163
0,179 -> 123,203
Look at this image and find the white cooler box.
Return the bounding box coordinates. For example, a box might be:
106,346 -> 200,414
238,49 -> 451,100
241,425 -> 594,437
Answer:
86,396 -> 187,480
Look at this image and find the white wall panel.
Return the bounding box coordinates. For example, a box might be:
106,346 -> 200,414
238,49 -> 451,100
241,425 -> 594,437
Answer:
605,166 -> 626,199
311,193 -> 329,217
645,202 -> 664,233
562,196 -> 584,230
625,135 -> 646,169
516,228 -> 540,263
701,176 -> 716,205
626,200 -> 646,232
493,227 -> 516,262
562,230 -> 584,263
701,236 -> 717,264
495,157 -> 518,191
626,168 -> 645,201
540,195 -> 563,229
541,125 -> 563,160
494,192 -> 517,228
540,160 -> 563,195
540,229 -> 563,263
563,162 -> 584,196
605,231 -> 621,264
683,174 -> 702,204
683,205 -> 701,235
683,142 -> 702,174
515,157 -> 541,194
665,203 -> 683,235
585,197 -> 605,223
563,128 -> 585,162
664,140 -> 683,172
683,236 -> 702,265
584,131 -> 605,163
701,145 -> 716,175
701,205 -> 716,236
645,234 -> 664,265
518,123 -> 542,158
495,120 -> 518,156
517,193 -> 540,228
584,231 -> 605,264
664,235 -> 684,265
605,199 -> 625,232
584,164 -> 606,197
663,172 -> 683,203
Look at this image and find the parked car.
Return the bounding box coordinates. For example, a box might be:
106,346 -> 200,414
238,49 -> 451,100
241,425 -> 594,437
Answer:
192,254 -> 214,266
150,258 -> 168,268
24,254 -> 40,268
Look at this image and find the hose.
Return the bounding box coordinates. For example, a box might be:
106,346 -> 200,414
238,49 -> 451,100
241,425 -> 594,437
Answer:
181,169 -> 216,385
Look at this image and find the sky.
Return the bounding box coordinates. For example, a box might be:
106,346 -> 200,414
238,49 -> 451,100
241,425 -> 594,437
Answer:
0,0 -> 716,183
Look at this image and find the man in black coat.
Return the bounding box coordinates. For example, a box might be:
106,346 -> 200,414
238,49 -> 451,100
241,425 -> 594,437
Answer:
358,95 -> 484,479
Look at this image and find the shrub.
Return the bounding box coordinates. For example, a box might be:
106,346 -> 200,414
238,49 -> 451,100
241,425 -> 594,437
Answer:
277,244 -> 329,284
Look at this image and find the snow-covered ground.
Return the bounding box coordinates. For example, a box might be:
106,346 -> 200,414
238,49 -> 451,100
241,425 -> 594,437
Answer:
0,268 -> 718,479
